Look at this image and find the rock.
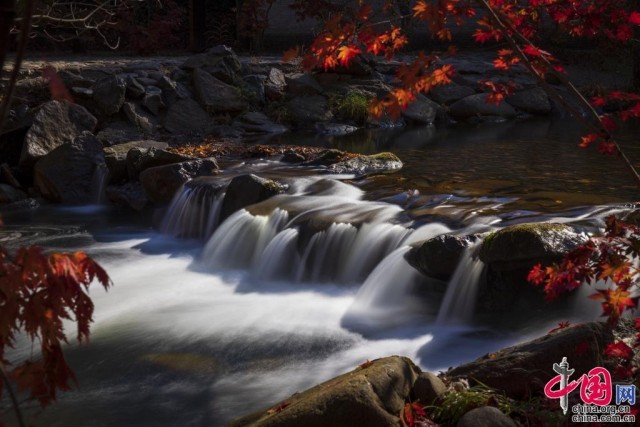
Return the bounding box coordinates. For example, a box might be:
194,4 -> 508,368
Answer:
243,75 -> 267,105
59,70 -> 93,89
92,75 -> 126,115
315,123 -> 358,135
104,140 -> 168,184
407,234 -> 481,281
448,322 -> 614,399
123,102 -> 158,133
33,132 -> 107,203
285,73 -> 323,96
20,100 -> 97,167
265,68 -> 286,101
411,372 -> 446,405
449,94 -> 518,120
430,83 -> 476,105
137,77 -> 158,86
157,75 -> 190,105
126,147 -> 196,181
281,151 -> 306,163
96,121 -> 143,147
402,94 -> 440,125
193,68 -> 246,113
286,96 -> 333,127
0,184 -> 27,203
142,86 -> 165,115
220,174 -> 288,221
327,152 -> 403,177
506,87 -> 552,115
457,406 -> 517,427
139,158 -> 219,204
0,198 -> 39,212
71,87 -> 93,98
106,182 -> 148,211
181,45 -> 242,84
228,356 -> 420,427
233,111 -> 288,136
125,76 -> 146,98
479,223 -> 587,271
163,98 -> 213,135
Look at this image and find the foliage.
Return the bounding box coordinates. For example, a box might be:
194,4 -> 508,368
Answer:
430,383 -> 512,425
329,90 -> 371,125
0,246 -> 111,408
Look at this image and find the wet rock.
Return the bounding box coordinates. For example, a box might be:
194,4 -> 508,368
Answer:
401,94 -> 440,125
233,112 -> 288,136
228,356 -> 420,427
126,147 -> 196,181
193,68 -> 246,114
125,76 -> 146,98
449,94 -> 518,120
139,158 -> 219,204
286,96 -> 333,127
327,152 -> 403,177
142,86 -> 165,115
315,123 -> 358,135
448,322 -> 614,399
285,73 -> 323,96
406,234 -> 481,281
20,100 -> 97,167
106,182 -> 148,211
96,121 -> 143,147
123,102 -> 158,133
220,174 -> 288,221
411,372 -> 446,405
104,140 -> 168,184
34,132 -> 107,203
457,406 -> 517,427
281,151 -> 306,163
0,198 -> 39,212
163,98 -> 212,135
265,68 -> 287,101
0,184 -> 27,204
430,83 -> 475,105
92,75 -> 126,115
506,87 -> 552,115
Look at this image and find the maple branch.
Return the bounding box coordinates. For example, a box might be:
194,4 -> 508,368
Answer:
0,361 -> 26,427
476,0 -> 640,188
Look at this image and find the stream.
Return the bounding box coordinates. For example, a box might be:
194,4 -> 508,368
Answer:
2,118 -> 638,426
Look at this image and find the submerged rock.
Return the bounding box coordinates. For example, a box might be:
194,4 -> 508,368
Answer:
140,158 -> 219,204
406,234 -> 481,281
220,174 -> 288,221
327,152 -> 403,177
228,356 -> 420,427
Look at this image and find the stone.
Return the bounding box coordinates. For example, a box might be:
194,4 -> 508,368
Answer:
106,182 -> 148,211
228,356 -> 420,427
448,322 -> 613,399
449,94 -> 518,120
457,406 -> 517,427
163,98 -> 213,135
220,174 -> 288,221
411,372 -> 446,405
315,123 -> 358,135
96,121 -> 143,147
139,158 -> 219,204
430,83 -> 476,105
142,86 -> 165,115
193,68 -> 246,113
126,147 -> 196,181
281,151 -> 306,163
104,140 -> 168,184
0,198 -> 39,212
265,67 -> 286,101
327,152 -> 403,177
0,184 -> 27,204
243,74 -> 267,105
157,75 -> 190,105
92,75 -> 126,115
401,94 -> 440,125
71,87 -> 93,98
506,87 -> 552,115
285,73 -> 323,96
125,76 -> 146,98
182,45 -> 242,84
59,70 -> 93,89
123,102 -> 158,133
406,234 -> 481,281
286,96 -> 334,127
20,100 -> 97,167
34,132 -> 107,203
233,112 -> 288,135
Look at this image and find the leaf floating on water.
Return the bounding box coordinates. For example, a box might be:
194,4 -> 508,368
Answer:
266,402 -> 290,415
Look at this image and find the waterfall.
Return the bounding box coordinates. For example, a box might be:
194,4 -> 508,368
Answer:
162,180 -> 225,240
436,242 -> 484,325
90,162 -> 109,204
253,228 -> 301,280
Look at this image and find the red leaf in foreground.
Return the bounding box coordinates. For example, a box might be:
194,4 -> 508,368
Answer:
629,11 -> 640,26
403,402 -> 427,427
548,321 -> 570,334
267,402 -> 290,415
359,360 -> 374,369
604,341 -> 633,359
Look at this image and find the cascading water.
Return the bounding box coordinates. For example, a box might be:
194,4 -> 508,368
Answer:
436,242 -> 484,325
90,162 -> 109,204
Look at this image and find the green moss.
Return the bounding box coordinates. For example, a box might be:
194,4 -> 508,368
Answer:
430,385 -> 512,425
265,101 -> 291,124
368,152 -> 401,162
328,91 -> 371,125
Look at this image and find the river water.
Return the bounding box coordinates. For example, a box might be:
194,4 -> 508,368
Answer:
1,118 -> 638,426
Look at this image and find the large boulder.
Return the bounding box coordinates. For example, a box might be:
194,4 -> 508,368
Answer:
429,83 -> 476,105
92,75 -> 126,116
233,112 -> 288,136
449,94 -> 518,120
410,372 -> 446,405
265,68 -> 287,101
34,132 -> 107,203
103,140 -> 168,184
193,68 -> 246,113
20,100 -> 97,167
457,407 -> 517,427
285,73 -> 323,96
123,102 -> 158,133
228,356 -> 420,427
106,182 -> 148,211
327,152 -> 403,177
139,158 -> 219,204
96,121 -> 143,147
126,147 -> 196,181
506,87 -> 552,115
181,45 -> 242,85
448,322 -> 614,399
163,98 -> 213,135
220,174 -> 288,221
401,94 -> 440,125
286,96 -> 334,127
406,234 -> 481,281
